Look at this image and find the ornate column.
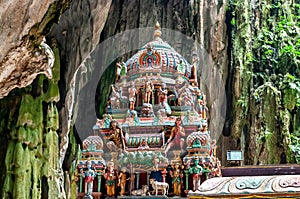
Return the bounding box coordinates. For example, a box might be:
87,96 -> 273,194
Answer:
79,175 -> 83,193
184,169 -> 189,191
151,88 -> 155,105
97,171 -> 102,192
147,172 -> 150,187
136,172 -> 140,189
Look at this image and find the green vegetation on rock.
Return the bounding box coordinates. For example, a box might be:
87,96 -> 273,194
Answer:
1,40 -> 65,199
228,0 -> 300,164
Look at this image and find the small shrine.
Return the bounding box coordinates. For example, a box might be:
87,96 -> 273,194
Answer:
75,22 -> 221,198
76,135 -> 105,199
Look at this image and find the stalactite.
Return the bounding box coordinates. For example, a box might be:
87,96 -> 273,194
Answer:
1,40 -> 65,198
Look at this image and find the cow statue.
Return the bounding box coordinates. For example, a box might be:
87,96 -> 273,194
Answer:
131,185 -> 149,196
149,179 -> 169,196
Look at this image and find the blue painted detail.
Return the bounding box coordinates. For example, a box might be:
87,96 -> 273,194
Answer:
164,52 -> 169,68
235,177 -> 268,189
171,53 -> 176,69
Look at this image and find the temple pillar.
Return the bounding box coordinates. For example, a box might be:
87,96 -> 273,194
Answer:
161,169 -> 167,182
97,171 -> 102,192
79,175 -> 83,193
184,169 -> 189,191
136,172 -> 140,189
147,172 -> 150,187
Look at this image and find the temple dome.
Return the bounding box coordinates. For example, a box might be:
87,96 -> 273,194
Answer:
186,130 -> 211,148
125,22 -> 192,78
82,135 -> 104,151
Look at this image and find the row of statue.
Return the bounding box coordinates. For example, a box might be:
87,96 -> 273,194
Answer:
101,117 -> 210,155
80,158 -> 220,197
110,79 -> 207,119
76,113 -> 221,198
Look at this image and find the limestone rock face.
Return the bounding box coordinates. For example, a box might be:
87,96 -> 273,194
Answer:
48,0 -> 112,166
0,0 -> 56,61
0,0 -> 70,99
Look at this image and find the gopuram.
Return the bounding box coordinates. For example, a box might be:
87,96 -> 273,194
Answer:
75,22 -> 221,199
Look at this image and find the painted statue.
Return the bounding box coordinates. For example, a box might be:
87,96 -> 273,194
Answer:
111,85 -> 121,109
106,120 -> 126,152
84,161 -> 96,196
144,79 -> 154,103
116,62 -> 127,82
188,157 -> 202,191
158,83 -> 171,114
190,55 -> 198,86
128,82 -> 138,110
170,163 -> 183,196
118,167 -> 129,196
138,138 -> 150,150
131,185 -> 149,196
103,162 -> 116,197
177,59 -> 186,74
149,179 -> 169,196
196,90 -> 207,119
164,117 -> 185,156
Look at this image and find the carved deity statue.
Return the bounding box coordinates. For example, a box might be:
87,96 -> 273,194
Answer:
196,90 -> 207,119
118,167 -> 129,196
103,162 -> 117,197
106,120 -> 126,152
163,117 -> 185,156
128,82 -> 138,110
144,79 -> 154,103
158,83 -> 171,115
188,158 -> 202,191
84,161 -> 96,196
116,62 -> 127,82
177,59 -> 186,74
170,163 -> 183,196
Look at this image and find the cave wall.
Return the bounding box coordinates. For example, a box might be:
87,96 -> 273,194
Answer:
228,0 -> 300,164
1,41 -> 62,198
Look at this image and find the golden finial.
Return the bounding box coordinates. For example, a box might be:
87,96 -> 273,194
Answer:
154,21 -> 162,39
155,21 -> 161,30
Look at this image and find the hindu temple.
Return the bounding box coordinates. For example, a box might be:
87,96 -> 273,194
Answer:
74,22 -> 221,198
74,23 -> 300,199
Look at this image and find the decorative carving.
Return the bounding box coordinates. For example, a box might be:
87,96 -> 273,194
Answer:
76,23 -> 223,198
235,178 -> 267,189
273,175 -> 300,192
105,120 -> 127,152
141,103 -> 154,117
228,176 -> 272,194
279,177 -> 300,187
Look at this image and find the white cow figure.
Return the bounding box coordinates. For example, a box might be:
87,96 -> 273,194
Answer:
131,185 -> 149,196
149,179 -> 169,196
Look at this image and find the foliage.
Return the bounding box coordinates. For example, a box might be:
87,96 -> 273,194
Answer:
289,130 -> 300,163
280,74 -> 300,110
228,0 -> 300,164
